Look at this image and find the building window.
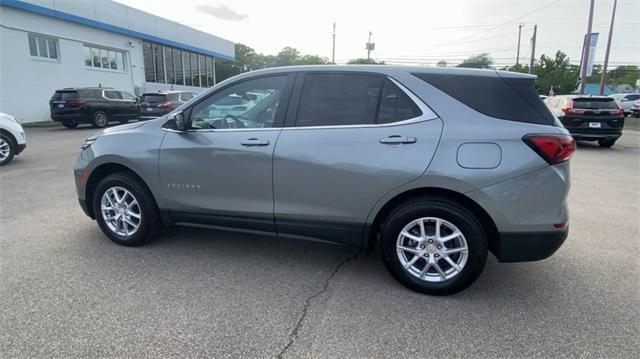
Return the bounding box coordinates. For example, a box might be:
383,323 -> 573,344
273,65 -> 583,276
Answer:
84,45 -> 126,71
141,40 -> 217,88
28,34 -> 59,60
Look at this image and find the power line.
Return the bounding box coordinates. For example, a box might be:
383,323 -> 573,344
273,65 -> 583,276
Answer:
437,0 -> 564,46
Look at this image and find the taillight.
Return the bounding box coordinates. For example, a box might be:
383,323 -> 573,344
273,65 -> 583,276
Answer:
67,99 -> 87,106
523,134 -> 576,165
609,108 -> 624,116
561,99 -> 586,115
157,101 -> 172,108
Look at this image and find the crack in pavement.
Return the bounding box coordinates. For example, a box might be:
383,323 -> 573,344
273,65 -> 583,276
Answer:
276,249 -> 361,358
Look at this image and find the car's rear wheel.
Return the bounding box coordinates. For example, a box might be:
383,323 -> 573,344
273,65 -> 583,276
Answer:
380,197 -> 488,295
0,134 -> 16,166
92,110 -> 109,128
598,138 -> 616,148
93,172 -> 160,246
62,119 -> 78,129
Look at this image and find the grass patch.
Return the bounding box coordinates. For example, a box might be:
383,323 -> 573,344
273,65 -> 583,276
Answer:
21,120 -> 59,128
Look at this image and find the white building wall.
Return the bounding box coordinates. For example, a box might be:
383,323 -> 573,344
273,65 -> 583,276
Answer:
0,3 -> 232,122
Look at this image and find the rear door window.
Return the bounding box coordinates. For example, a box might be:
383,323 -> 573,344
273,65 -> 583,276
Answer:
296,73 -> 384,127
377,80 -> 422,124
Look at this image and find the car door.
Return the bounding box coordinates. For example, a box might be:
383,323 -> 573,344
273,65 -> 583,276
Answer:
158,74 -> 294,233
120,91 -> 139,119
103,90 -> 125,119
273,72 -> 443,246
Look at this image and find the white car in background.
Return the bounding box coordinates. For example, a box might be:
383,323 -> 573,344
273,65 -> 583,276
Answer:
0,112 -> 27,166
610,93 -> 640,116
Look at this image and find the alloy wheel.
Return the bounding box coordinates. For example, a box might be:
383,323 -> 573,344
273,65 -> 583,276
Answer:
396,217 -> 469,282
95,112 -> 108,127
0,138 -> 10,161
100,186 -> 142,237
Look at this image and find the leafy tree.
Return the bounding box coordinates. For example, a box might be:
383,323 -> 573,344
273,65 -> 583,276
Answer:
608,65 -> 639,87
347,58 -> 384,65
215,44 -> 328,82
437,60 -> 447,67
507,63 -> 529,73
457,53 -> 494,69
532,51 -> 579,95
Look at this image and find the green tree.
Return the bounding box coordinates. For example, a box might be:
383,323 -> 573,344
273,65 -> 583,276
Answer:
436,60 -> 447,67
608,65 -> 639,86
347,58 -> 384,64
457,53 -> 494,69
533,51 -> 579,95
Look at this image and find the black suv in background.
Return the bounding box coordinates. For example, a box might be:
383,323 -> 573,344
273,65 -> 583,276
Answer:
138,91 -> 197,120
50,87 -> 139,128
545,95 -> 625,148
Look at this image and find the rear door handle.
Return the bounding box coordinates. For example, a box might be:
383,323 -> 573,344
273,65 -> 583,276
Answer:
241,138 -> 270,147
379,135 -> 417,144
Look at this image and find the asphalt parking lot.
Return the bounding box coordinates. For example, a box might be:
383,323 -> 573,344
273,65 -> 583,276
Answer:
1,124 -> 638,358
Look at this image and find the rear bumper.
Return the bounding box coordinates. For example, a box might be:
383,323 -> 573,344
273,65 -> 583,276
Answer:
494,228 -> 568,262
51,113 -> 86,122
566,129 -> 622,141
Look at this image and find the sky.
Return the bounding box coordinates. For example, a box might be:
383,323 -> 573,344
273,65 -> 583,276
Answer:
116,0 -> 640,67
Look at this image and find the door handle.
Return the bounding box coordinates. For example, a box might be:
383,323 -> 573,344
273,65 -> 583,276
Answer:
241,138 -> 270,147
379,135 -> 417,144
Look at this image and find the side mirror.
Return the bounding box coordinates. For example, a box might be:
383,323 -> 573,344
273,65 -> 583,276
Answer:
170,111 -> 188,131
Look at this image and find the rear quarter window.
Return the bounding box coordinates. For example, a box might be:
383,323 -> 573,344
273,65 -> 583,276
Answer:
412,72 -> 556,125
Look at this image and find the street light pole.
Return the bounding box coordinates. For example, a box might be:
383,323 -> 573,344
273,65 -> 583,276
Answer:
579,0 -> 595,94
599,0 -> 617,95
332,22 -> 336,64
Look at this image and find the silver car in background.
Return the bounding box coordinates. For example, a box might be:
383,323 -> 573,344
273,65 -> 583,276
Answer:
74,66 -> 574,295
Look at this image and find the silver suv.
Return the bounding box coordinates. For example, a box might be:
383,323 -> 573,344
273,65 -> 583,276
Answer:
75,66 -> 574,295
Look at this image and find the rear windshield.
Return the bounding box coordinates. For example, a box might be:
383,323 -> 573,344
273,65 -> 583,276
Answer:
141,94 -> 167,103
573,98 -> 618,110
412,72 -> 557,125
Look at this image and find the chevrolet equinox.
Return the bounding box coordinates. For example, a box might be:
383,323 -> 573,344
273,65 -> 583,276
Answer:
75,66 -> 574,295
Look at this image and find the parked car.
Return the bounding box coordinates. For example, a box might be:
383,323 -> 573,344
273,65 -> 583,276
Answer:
631,99 -> 640,118
50,87 -> 139,128
74,66 -> 574,295
610,93 -> 640,116
0,112 -> 27,166
545,95 -> 624,147
138,91 -> 197,120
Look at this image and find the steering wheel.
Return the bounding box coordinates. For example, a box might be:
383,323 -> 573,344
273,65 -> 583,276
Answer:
222,114 -> 246,129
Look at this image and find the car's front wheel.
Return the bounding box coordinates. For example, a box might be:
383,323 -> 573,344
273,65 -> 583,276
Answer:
598,138 -> 616,148
381,197 -> 488,295
0,133 -> 16,166
93,172 -> 160,246
92,110 -> 109,128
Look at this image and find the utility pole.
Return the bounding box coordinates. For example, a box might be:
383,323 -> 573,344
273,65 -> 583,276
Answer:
529,25 -> 537,74
599,0 -> 617,95
331,22 -> 336,64
579,0 -> 595,94
516,23 -> 524,66
367,31 -> 372,59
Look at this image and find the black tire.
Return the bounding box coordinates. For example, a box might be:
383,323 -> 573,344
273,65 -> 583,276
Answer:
92,110 -> 109,128
93,171 -> 160,246
598,138 -> 616,148
380,197 -> 488,295
0,133 -> 16,166
62,119 -> 78,129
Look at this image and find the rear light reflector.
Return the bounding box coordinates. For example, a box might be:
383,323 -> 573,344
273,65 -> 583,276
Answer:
523,134 -> 576,165
157,101 -> 172,108
67,99 -> 87,106
553,223 -> 567,229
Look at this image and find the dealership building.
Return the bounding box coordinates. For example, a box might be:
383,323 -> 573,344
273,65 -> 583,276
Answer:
0,0 -> 235,122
